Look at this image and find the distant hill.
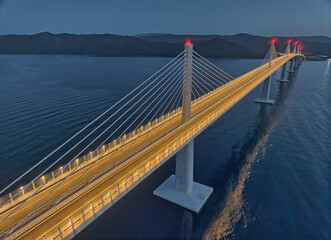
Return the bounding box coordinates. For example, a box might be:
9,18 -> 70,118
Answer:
0,32 -> 260,58
134,33 -> 220,43
137,33 -> 331,57
0,32 -> 182,57
217,33 -> 331,56
0,32 -> 329,58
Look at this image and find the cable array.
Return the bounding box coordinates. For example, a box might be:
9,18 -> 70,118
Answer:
0,52 -> 185,232
0,48 -> 237,236
191,50 -> 234,100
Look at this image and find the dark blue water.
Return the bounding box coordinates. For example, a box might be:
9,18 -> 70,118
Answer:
0,55 -> 330,239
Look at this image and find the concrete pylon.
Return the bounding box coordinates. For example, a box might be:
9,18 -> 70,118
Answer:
293,45 -> 297,54
294,46 -> 302,68
285,41 -> 291,56
277,62 -> 289,83
277,41 -> 291,83
153,42 -> 213,213
254,41 -> 276,104
288,43 -> 298,73
268,43 -> 278,68
181,43 -> 193,124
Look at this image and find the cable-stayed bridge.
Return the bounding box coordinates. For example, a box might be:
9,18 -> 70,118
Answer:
0,40 -> 304,240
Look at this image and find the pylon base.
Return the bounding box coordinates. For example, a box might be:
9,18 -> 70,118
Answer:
254,98 -> 275,104
153,175 -> 213,213
276,79 -> 289,83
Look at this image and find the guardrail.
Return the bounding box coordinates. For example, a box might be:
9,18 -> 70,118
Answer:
0,60 -> 243,212
0,53 -> 281,210
44,67 -> 269,240
0,106 -> 185,212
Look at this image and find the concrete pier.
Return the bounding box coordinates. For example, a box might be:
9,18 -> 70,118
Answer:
277,62 -> 289,83
254,76 -> 275,104
153,42 -> 213,213
153,140 -> 213,213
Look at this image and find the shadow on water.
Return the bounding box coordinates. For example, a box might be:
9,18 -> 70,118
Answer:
201,74 -> 297,240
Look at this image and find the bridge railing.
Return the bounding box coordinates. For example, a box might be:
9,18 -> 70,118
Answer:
8,51 -> 293,239
43,81 -> 253,240
0,50 -> 276,213
0,105 -> 186,212
3,52 -> 296,240
0,55 -> 246,212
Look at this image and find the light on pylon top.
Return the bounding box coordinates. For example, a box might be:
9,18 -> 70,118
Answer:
270,38 -> 277,44
287,39 -> 292,44
185,40 -> 191,46
293,41 -> 299,45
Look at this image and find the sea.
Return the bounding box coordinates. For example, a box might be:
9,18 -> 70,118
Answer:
0,55 -> 330,240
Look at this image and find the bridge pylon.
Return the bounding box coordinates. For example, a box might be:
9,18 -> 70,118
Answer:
153,42 -> 213,213
288,43 -> 298,73
294,45 -> 303,69
277,40 -> 292,83
254,40 -> 276,104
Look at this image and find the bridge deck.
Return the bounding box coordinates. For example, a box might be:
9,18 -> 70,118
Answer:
0,54 -> 300,240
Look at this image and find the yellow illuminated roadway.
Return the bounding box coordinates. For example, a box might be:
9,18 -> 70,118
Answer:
0,54 -> 301,240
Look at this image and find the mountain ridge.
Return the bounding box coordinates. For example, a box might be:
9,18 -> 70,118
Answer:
0,32 -> 329,58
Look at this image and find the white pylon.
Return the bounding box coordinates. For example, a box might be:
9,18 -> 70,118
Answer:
285,40 -> 291,55
277,40 -> 292,83
154,41 -> 213,213
182,41 -> 193,124
254,39 -> 276,104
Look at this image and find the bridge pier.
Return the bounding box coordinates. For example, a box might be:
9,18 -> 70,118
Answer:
295,56 -> 303,69
153,139 -> 213,213
288,58 -> 295,74
153,42 -> 213,213
294,56 -> 299,69
277,62 -> 289,83
254,75 -> 275,104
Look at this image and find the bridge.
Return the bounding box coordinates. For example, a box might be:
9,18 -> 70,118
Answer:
0,39 -> 304,240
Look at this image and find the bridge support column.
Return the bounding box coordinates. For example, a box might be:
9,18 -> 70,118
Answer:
254,76 -> 275,104
277,62 -> 289,83
153,139 -> 213,213
294,56 -> 299,69
153,42 -> 213,213
298,57 -> 302,68
288,58 -> 295,73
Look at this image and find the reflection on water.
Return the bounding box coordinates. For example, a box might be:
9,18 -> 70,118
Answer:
203,80 -> 292,239
324,59 -> 330,77
202,118 -> 271,239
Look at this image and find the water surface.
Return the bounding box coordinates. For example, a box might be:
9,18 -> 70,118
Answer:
0,55 -> 330,239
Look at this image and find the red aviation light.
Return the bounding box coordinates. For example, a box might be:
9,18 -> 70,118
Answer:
185,40 -> 191,46
287,39 -> 292,44
293,41 -> 299,45
270,38 -> 277,44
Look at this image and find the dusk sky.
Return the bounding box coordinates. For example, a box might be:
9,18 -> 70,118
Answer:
0,0 -> 330,36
